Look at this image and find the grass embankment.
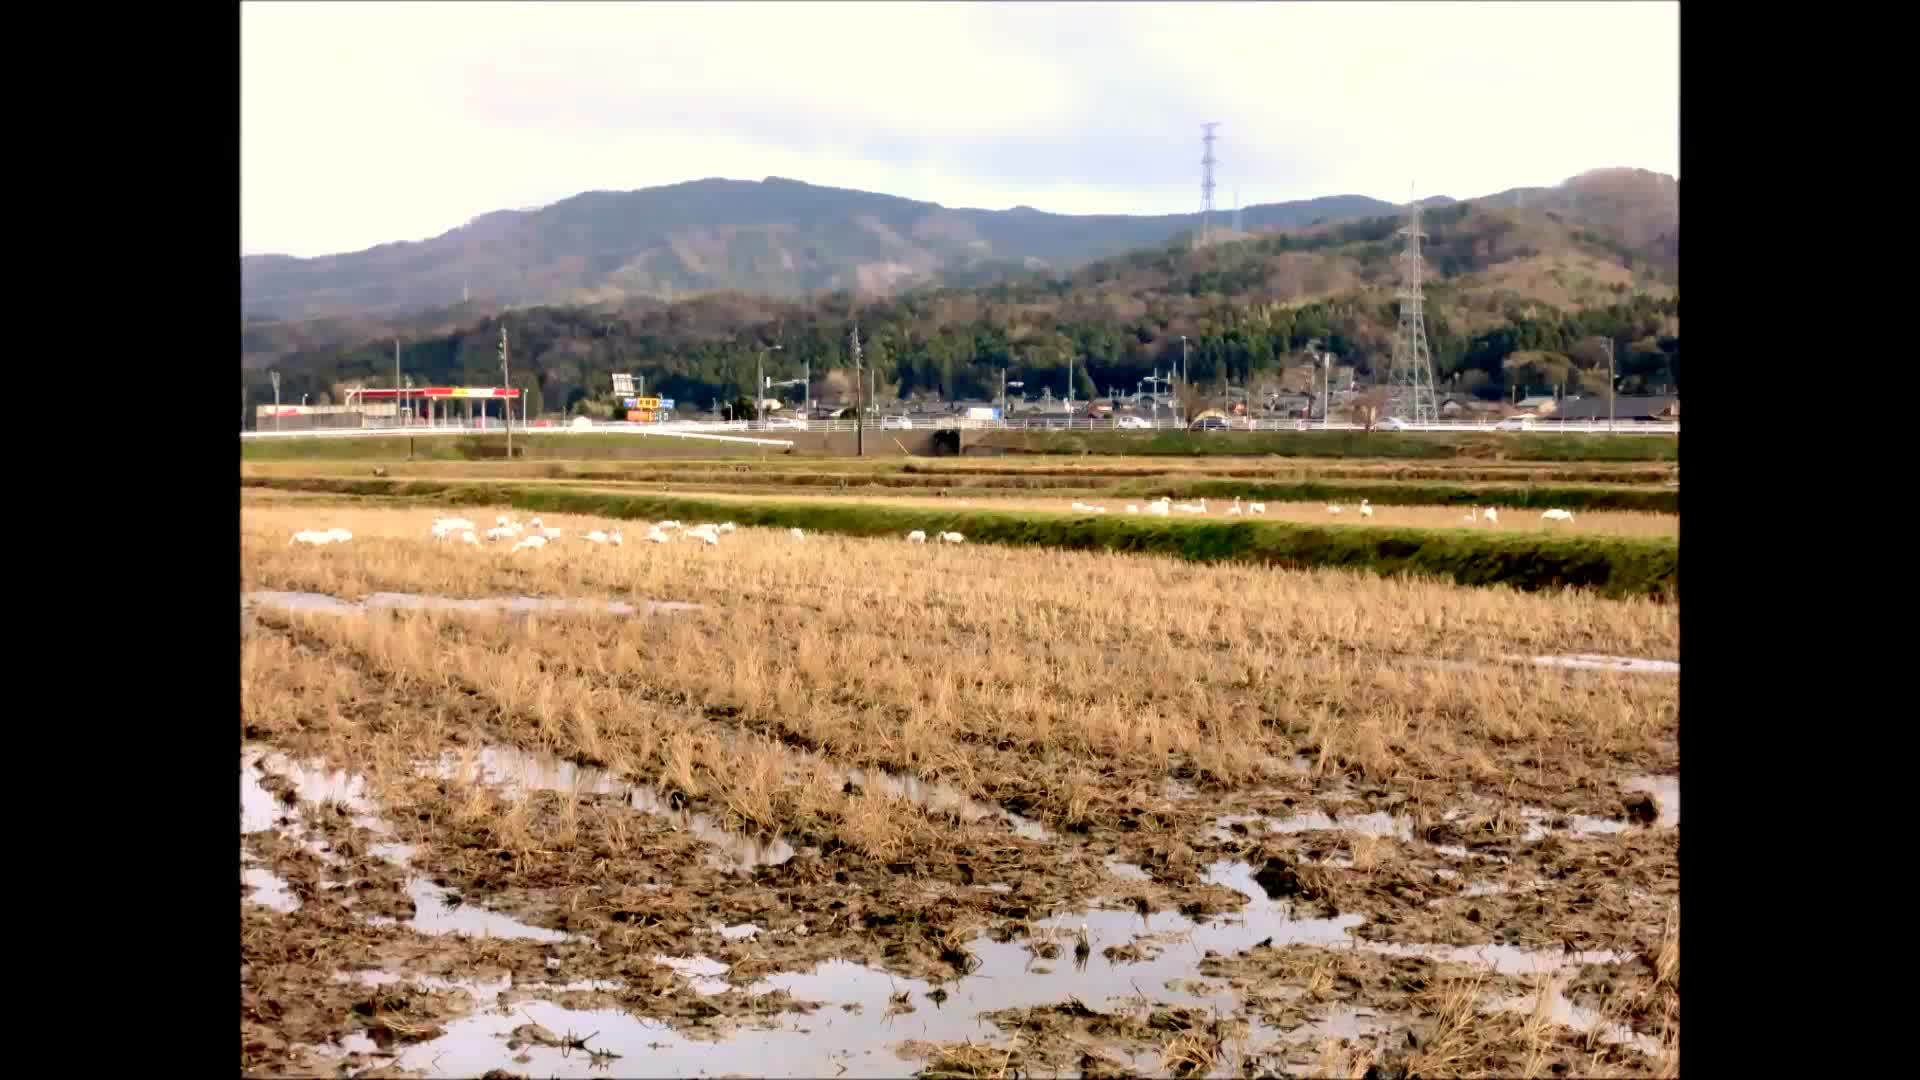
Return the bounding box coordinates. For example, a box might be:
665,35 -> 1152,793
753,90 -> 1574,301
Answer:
245,461 -> 1678,513
242,475 -> 1677,598
976,429 -> 1679,462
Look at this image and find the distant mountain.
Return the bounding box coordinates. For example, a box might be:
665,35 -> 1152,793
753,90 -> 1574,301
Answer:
240,177 -> 1412,321
241,167 -> 1677,356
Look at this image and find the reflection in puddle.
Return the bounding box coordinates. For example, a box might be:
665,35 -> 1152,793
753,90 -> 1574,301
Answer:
242,750 -> 382,834
1625,774 -> 1680,827
436,746 -> 794,869
1490,983 -> 1664,1058
1105,859 -> 1153,882
1214,810 -> 1412,842
1363,941 -> 1628,977
241,590 -> 703,619
242,865 -> 299,913
367,879 -> 571,943
842,767 -> 1051,841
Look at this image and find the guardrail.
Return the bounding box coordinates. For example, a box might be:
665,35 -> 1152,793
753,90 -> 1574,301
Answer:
243,417 -> 1677,438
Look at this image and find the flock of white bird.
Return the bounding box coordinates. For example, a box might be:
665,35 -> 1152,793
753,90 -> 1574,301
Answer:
1059,495 -> 1576,527
287,500 -> 1579,551
288,514 -> 812,552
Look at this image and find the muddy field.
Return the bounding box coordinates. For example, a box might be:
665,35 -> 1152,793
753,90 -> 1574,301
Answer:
241,496 -> 1679,1078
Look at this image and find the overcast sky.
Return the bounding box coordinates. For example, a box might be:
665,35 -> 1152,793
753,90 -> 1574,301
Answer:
241,1 -> 1679,258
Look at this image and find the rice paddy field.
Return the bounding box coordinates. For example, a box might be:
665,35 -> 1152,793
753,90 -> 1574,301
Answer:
240,463 -> 1680,1078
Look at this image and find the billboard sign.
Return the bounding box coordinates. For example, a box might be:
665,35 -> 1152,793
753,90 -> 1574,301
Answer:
611,373 -> 636,396
658,398 -> 675,410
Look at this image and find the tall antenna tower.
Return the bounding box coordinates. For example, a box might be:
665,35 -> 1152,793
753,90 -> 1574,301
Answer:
1386,194 -> 1440,423
1199,122 -> 1220,249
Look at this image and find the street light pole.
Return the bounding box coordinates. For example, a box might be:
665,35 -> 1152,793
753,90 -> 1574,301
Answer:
759,344 -> 782,427
270,371 -> 281,432
394,338 -> 402,429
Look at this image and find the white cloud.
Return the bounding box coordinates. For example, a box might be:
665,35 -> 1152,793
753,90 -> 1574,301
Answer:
242,0 -> 1678,257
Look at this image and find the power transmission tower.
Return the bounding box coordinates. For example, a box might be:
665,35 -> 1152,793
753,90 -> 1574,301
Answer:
1199,122 -> 1219,249
850,320 -> 864,458
1386,196 -> 1439,424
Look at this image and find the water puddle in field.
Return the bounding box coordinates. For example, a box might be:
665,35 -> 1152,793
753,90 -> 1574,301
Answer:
316,856 -> 1622,1078
240,747 -> 578,943
365,879 -> 573,943
242,864 -> 299,913
241,590 -> 704,619
242,750 -> 384,834
1625,774 -> 1680,827
432,746 -> 795,869
1213,810 -> 1413,842
1514,653 -> 1679,676
840,766 -> 1052,841
1488,984 -> 1664,1057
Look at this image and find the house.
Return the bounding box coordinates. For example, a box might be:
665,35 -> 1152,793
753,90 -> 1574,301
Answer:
1546,395 -> 1680,423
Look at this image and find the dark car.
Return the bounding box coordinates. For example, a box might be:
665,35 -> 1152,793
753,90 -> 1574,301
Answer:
1191,416 -> 1231,432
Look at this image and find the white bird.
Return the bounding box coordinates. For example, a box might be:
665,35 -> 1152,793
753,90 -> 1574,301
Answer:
495,515 -> 511,527
1148,502 -> 1170,516
658,520 -> 682,531
685,523 -> 720,540
1249,502 -> 1266,515
512,534 -> 548,552
324,528 -> 352,543
789,528 -> 805,541
529,517 -> 562,540
582,530 -> 608,544
907,530 -> 927,543
1359,499 -> 1373,518
691,529 -> 719,546
1094,506 -> 1107,514
1542,508 -> 1575,522
1125,505 -> 1139,514
1327,504 -> 1343,515
458,530 -> 479,546
717,522 -> 737,534
289,530 -> 333,546
1464,508 -> 1478,523
1227,497 -> 1243,516
432,517 -> 476,535
644,527 -> 671,544
1070,500 -> 1093,512
1483,507 -> 1499,524
608,528 -> 623,546
939,531 -> 965,544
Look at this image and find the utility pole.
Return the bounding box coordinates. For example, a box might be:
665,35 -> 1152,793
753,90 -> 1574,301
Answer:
1179,336 -> 1189,425
270,371 -> 281,432
1067,351 -> 1074,415
804,357 -> 811,416
394,339 -> 403,428
850,321 -> 864,457
1604,337 -> 1616,432
498,325 -> 511,459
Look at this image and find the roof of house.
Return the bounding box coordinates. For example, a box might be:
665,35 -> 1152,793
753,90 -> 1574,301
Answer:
1547,395 -> 1679,422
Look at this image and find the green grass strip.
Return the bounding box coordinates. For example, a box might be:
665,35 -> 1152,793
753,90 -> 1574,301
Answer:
245,475 -> 1677,600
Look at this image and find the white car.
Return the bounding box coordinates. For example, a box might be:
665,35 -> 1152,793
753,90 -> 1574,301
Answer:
1494,417 -> 1534,432
1378,417 -> 1409,431
1116,415 -> 1152,429
879,416 -> 914,430
765,417 -> 809,430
